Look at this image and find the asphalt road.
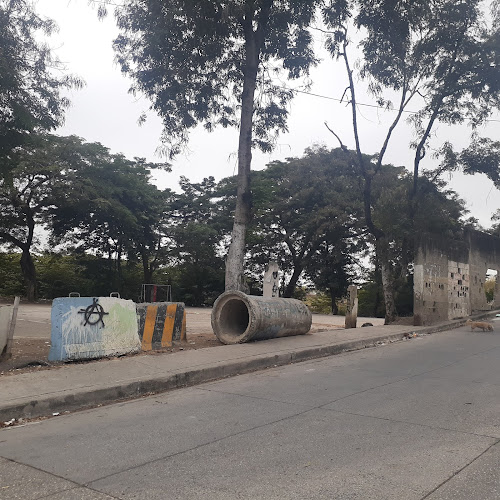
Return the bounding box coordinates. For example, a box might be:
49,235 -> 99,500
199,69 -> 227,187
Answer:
2,325 -> 500,499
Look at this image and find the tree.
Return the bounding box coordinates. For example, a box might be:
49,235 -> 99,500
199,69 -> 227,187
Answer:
305,235 -> 358,314
0,0 -> 81,157
169,177 -> 226,306
0,134 -> 83,300
247,147 -> 366,298
439,136 -> 500,186
371,165 -> 467,316
322,0 -> 500,322
108,0 -> 337,292
50,140 -> 170,293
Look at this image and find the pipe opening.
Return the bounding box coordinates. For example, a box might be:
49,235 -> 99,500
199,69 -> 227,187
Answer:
218,298 -> 249,337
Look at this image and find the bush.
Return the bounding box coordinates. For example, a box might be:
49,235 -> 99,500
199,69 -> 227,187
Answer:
0,253 -> 24,297
306,292 -> 331,314
357,283 -> 385,318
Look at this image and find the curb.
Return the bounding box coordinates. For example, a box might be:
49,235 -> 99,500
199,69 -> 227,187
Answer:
0,315 -> 495,422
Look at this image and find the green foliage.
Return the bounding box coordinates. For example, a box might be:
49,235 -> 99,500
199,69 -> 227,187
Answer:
306,292 -> 332,314
357,283 -> 384,318
0,0 -> 81,157
47,136 -> 170,293
247,146 -> 366,298
324,0 -> 500,189
36,254 -> 90,299
112,0 -> 323,156
50,139 -> 167,253
168,177 -> 227,306
0,134 -> 90,300
371,165 -> 467,284
357,276 -> 414,319
440,136 -> 500,189
322,0 -> 500,321
0,252 -> 23,297
110,0 -> 341,290
1,135 -> 79,242
485,278 -> 496,303
0,252 -> 145,300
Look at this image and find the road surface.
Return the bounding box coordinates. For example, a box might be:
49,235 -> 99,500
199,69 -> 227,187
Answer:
2,324 -> 499,499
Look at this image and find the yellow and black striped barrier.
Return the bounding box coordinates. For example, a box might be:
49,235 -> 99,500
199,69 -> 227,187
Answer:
136,302 -> 186,351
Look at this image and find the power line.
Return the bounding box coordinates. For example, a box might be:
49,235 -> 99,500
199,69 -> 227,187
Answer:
289,87 -> 500,123
87,0 -> 124,7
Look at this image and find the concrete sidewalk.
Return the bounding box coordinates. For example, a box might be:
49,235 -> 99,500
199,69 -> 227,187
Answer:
0,317 -> 477,423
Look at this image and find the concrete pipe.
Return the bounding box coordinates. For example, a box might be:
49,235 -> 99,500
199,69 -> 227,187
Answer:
211,290 -> 312,344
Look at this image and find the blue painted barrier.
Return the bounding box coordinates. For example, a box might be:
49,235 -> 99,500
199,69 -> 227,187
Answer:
49,297 -> 140,362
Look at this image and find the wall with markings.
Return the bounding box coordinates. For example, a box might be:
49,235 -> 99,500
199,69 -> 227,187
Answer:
49,297 -> 141,361
136,302 -> 186,350
415,229 -> 500,325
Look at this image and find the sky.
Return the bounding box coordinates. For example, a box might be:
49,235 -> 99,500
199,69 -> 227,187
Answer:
36,0 -> 500,228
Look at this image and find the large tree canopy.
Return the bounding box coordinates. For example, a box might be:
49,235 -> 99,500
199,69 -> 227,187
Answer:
113,0 -> 321,155
0,134 -> 85,300
322,0 -> 500,322
248,147 -> 365,298
0,0 -> 81,157
110,0 -> 340,291
50,139 -> 170,292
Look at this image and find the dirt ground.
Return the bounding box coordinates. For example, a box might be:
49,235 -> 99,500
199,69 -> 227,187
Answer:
0,302 -> 378,377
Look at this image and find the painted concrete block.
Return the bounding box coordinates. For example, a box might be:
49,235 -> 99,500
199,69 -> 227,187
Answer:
49,297 -> 140,361
263,262 -> 280,298
136,302 -> 186,350
0,305 -> 12,355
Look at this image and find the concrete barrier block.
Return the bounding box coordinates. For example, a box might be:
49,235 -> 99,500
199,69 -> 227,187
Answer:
136,302 -> 186,351
0,305 -> 12,355
49,297 -> 141,362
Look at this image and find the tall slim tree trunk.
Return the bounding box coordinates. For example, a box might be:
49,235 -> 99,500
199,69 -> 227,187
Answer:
20,247 -> 36,302
373,258 -> 382,317
116,245 -> 123,295
225,24 -> 258,292
377,238 -> 397,324
19,209 -> 36,302
141,252 -> 154,284
340,39 -> 399,323
330,287 -> 338,315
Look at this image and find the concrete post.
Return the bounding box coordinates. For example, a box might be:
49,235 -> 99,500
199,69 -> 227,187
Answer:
0,296 -> 19,360
345,285 -> 358,329
263,262 -> 280,298
211,290 -> 312,344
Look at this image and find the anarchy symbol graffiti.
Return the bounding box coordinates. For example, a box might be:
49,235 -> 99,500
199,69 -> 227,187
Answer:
78,298 -> 109,327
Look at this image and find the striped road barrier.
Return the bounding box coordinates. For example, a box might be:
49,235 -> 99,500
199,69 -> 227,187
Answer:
136,302 -> 186,351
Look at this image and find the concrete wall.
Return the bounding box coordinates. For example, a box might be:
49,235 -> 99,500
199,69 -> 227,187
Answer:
414,230 -> 500,325
0,305 -> 12,355
468,230 -> 500,312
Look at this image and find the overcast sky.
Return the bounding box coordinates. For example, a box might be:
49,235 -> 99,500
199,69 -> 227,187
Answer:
37,0 -> 500,228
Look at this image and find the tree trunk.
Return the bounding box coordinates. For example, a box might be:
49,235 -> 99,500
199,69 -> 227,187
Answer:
225,18 -> 259,292
141,251 -> 154,285
20,208 -> 36,302
330,288 -> 338,315
20,247 -> 37,302
283,266 -> 303,298
116,246 -> 123,295
377,238 -> 397,324
373,260 -> 382,318
340,38 -> 398,324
